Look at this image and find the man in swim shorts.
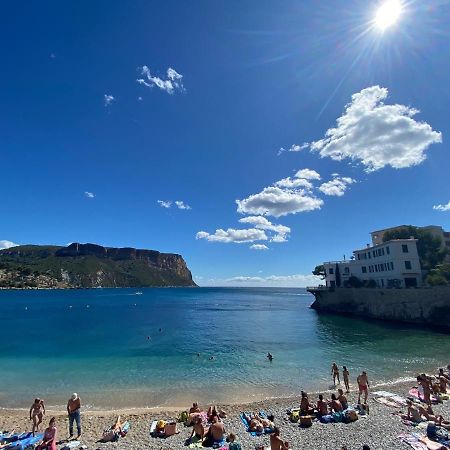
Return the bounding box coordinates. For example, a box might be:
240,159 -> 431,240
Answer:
357,371 -> 369,404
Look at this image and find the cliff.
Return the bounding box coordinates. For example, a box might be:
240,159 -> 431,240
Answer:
0,243 -> 196,289
308,287 -> 450,331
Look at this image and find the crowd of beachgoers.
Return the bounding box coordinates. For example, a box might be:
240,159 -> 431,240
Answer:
1,364 -> 449,450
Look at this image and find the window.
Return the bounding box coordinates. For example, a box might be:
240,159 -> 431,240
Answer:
405,261 -> 412,270
329,268 -> 334,274
368,252 -> 371,259
402,244 -> 409,253
324,269 -> 327,276
375,265 -> 378,272
381,248 -> 385,256
362,266 -> 367,273
344,267 -> 349,274
373,250 -> 376,258
357,254 -> 360,260
386,246 -> 390,255
391,262 -> 394,270
381,279 -> 384,287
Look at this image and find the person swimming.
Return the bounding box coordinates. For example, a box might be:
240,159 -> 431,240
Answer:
267,353 -> 273,362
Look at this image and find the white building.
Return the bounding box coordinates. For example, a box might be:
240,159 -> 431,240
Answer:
323,237 -> 422,289
371,224 -> 450,263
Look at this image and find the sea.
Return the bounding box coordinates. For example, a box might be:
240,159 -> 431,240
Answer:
0,287 -> 449,410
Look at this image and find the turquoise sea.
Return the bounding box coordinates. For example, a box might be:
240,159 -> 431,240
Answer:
0,287 -> 449,410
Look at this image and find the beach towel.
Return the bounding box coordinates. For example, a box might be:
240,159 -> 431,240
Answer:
409,388 -> 439,404
188,435 -> 203,449
373,391 -> 407,407
60,441 -> 81,450
399,432 -> 428,449
239,413 -> 261,436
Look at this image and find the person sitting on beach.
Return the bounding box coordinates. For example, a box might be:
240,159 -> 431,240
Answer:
227,433 -> 242,450
203,415 -> 225,447
189,415 -> 208,443
437,373 -> 449,394
331,362 -> 340,386
300,391 -> 314,415
36,417 -> 57,450
316,394 -> 328,417
337,389 -> 348,410
402,399 -> 421,422
30,398 -> 46,436
329,393 -> 343,413
343,366 -> 350,393
188,402 -> 202,425
438,368 -> 450,386
357,371 -> 369,404
270,427 -> 289,450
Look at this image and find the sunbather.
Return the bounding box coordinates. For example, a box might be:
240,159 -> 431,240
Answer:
188,402 -> 202,425
337,389 -> 348,410
203,415 -> 225,447
329,394 -> 343,413
270,427 -> 289,450
189,415 -> 208,443
36,417 -> 56,450
316,394 -> 328,417
207,405 -> 218,421
300,391 -> 314,415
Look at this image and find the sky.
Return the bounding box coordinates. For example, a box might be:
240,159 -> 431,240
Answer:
1,0 -> 450,287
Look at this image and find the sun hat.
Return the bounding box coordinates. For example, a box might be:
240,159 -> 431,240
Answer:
71,393 -> 78,400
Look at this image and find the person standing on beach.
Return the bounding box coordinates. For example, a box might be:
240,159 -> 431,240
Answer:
67,393 -> 81,439
331,362 -> 340,386
343,366 -> 350,392
357,371 -> 370,404
30,398 -> 46,436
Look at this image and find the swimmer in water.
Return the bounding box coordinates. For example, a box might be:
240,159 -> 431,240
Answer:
267,352 -> 273,361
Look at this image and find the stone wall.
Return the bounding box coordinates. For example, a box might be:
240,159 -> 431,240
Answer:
308,287 -> 450,330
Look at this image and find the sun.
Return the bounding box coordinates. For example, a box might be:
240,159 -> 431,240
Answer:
374,0 -> 403,31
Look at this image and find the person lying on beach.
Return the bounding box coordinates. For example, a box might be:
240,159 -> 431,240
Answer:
30,398 -> 46,436
300,391 -> 314,415
331,363 -> 340,386
207,405 -> 218,421
316,394 -> 328,417
36,417 -> 57,450
242,412 -> 269,432
101,415 -> 124,442
329,394 -> 343,413
420,405 -> 450,429
337,389 -> 348,410
189,415 -> 208,443
202,415 -> 225,447
357,371 -> 369,404
270,427 -> 289,450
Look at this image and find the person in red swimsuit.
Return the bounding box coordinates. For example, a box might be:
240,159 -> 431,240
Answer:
36,417 -> 57,450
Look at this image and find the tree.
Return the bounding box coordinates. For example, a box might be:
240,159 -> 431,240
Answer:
312,265 -> 326,279
382,226 -> 447,271
345,276 -> 364,288
425,263 -> 450,286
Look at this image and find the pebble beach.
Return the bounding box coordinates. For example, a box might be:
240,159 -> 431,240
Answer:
1,380 -> 449,450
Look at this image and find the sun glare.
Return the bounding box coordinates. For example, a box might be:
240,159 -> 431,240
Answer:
374,0 -> 403,31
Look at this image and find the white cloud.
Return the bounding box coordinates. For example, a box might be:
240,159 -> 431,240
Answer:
277,143 -> 309,156
238,216 -> 290,242
137,66 -> 184,95
310,86 -> 442,172
318,176 -> 356,197
84,191 -> 95,198
157,200 -> 172,208
196,228 -> 267,243
294,169 -> 321,180
175,200 -> 191,210
274,177 -> 313,190
433,201 -> 450,212
104,94 -> 115,107
0,240 -> 19,250
250,244 -> 269,250
200,273 -> 321,287
236,186 -> 323,218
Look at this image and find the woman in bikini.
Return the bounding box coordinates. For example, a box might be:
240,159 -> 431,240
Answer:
36,417 -> 57,450
30,398 -> 46,436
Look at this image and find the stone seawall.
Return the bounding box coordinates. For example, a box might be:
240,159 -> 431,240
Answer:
308,287 -> 450,330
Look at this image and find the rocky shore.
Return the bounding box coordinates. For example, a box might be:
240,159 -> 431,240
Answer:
1,381 -> 449,450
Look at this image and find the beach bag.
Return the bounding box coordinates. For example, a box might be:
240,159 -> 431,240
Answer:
319,414 -> 333,424
299,415 -> 313,427
178,411 -> 189,423
344,410 -> 358,423
164,421 -> 177,436
289,411 -> 300,423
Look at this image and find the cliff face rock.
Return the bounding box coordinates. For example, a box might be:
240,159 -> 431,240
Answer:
308,287 -> 450,330
0,243 -> 196,289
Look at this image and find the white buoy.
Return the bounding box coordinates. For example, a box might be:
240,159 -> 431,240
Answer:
69,305 -> 73,309
25,306 -> 28,310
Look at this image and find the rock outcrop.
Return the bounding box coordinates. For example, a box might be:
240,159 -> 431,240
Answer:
0,243 -> 196,289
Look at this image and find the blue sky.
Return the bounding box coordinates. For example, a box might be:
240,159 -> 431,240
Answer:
1,0 -> 449,286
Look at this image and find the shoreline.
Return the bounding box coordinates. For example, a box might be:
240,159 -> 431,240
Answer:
0,377 -> 420,415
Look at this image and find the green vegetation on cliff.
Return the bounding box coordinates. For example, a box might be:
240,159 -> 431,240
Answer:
0,243 -> 196,289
